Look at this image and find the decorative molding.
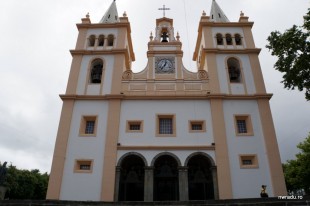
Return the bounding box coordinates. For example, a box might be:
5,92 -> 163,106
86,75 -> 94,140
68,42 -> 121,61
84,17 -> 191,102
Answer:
122,70 -> 133,80
198,70 -> 208,80
117,145 -> 215,151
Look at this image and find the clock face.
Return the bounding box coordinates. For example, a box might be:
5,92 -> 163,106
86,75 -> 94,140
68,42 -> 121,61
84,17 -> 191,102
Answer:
155,57 -> 175,74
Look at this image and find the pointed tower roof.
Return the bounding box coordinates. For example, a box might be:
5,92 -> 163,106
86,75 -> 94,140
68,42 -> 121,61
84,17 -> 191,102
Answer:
210,0 -> 229,22
100,0 -> 120,23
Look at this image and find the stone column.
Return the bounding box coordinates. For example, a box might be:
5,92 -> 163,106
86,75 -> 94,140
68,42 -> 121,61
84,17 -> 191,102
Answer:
144,166 -> 154,201
114,167 -> 121,201
178,166 -> 189,201
211,166 -> 219,200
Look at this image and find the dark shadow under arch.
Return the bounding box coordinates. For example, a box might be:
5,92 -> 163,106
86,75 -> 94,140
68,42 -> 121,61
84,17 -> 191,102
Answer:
118,154 -> 146,201
186,153 -> 215,200
153,154 -> 179,201
151,152 -> 181,167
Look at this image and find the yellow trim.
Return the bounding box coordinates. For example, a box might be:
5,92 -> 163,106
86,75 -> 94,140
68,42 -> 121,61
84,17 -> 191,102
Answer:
79,115 -> 98,137
126,120 -> 144,133
239,154 -> 259,169
248,54 -> 267,94
100,99 -> 121,201
156,114 -> 176,137
46,100 -> 75,199
210,99 -> 233,199
257,99 -> 287,196
234,114 -> 254,136
74,159 -> 94,173
65,56 -> 83,94
188,120 -> 206,133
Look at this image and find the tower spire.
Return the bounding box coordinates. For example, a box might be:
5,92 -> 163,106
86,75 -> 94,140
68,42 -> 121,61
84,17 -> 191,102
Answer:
210,0 -> 229,22
100,0 -> 119,23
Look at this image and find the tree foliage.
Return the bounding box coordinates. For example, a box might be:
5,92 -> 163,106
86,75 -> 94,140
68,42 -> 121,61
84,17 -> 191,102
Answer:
283,133 -> 310,194
266,9 -> 310,101
3,164 -> 49,200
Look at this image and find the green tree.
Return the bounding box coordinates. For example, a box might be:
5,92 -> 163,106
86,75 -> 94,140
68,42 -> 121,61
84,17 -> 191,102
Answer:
266,9 -> 310,101
283,133 -> 310,194
3,164 -> 49,199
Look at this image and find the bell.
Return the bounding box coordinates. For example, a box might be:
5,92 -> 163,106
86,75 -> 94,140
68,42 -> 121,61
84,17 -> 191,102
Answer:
161,32 -> 169,42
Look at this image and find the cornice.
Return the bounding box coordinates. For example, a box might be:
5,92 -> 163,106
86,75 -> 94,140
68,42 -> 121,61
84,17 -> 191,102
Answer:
117,145 -> 215,151
60,93 -> 273,101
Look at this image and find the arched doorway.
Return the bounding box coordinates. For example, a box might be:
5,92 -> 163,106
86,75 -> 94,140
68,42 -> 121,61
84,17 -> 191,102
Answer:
153,155 -> 179,201
187,154 -> 214,200
118,154 -> 145,201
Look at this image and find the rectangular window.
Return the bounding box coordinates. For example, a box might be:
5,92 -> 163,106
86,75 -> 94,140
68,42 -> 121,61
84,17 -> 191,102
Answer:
239,155 -> 258,169
79,116 -> 97,136
189,120 -> 206,133
126,120 -> 143,133
159,118 -> 173,134
237,119 -> 247,133
85,120 -> 95,134
234,115 -> 253,136
130,124 -> 140,131
156,114 -> 176,137
74,160 -> 93,173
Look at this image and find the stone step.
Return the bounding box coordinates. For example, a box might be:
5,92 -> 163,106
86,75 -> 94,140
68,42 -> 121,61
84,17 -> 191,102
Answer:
0,197 -> 309,206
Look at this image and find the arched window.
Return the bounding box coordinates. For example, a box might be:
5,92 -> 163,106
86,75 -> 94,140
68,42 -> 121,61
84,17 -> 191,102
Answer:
227,57 -> 241,83
88,35 -> 96,47
216,33 -> 223,45
107,34 -> 114,46
90,59 -> 103,83
98,35 -> 105,46
235,34 -> 242,45
225,33 -> 233,45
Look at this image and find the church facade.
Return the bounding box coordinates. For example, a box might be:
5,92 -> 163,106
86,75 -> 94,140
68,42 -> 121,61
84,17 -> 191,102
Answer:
47,0 -> 287,201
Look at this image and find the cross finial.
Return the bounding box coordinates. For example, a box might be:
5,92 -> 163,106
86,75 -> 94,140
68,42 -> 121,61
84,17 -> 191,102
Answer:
158,5 -> 170,17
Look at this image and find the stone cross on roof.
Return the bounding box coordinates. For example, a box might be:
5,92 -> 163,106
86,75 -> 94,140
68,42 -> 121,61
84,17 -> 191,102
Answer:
158,5 -> 170,17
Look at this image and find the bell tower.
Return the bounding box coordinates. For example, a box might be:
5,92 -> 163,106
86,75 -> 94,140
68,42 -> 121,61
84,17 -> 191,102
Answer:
47,0 -> 135,201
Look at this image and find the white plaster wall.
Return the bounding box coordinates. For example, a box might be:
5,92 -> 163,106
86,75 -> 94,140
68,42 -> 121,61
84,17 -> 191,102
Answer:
223,100 -> 273,198
87,84 -> 101,95
216,54 -> 256,94
76,55 -> 115,95
118,100 -> 214,146
117,150 -> 216,167
60,100 -> 109,201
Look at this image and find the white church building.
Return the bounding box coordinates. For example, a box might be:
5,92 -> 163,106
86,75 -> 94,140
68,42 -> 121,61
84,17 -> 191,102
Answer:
47,0 -> 287,201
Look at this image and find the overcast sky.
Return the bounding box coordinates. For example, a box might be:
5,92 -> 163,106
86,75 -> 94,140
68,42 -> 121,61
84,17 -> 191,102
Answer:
0,0 -> 309,173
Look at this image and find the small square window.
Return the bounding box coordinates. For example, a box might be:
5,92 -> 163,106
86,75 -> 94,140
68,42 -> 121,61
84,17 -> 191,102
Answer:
237,119 -> 247,133
189,120 -> 206,133
85,120 -> 95,134
126,121 -> 143,133
156,114 -> 176,137
159,118 -> 173,134
80,116 -> 97,136
74,160 -> 93,173
239,155 -> 258,169
234,115 -> 253,136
